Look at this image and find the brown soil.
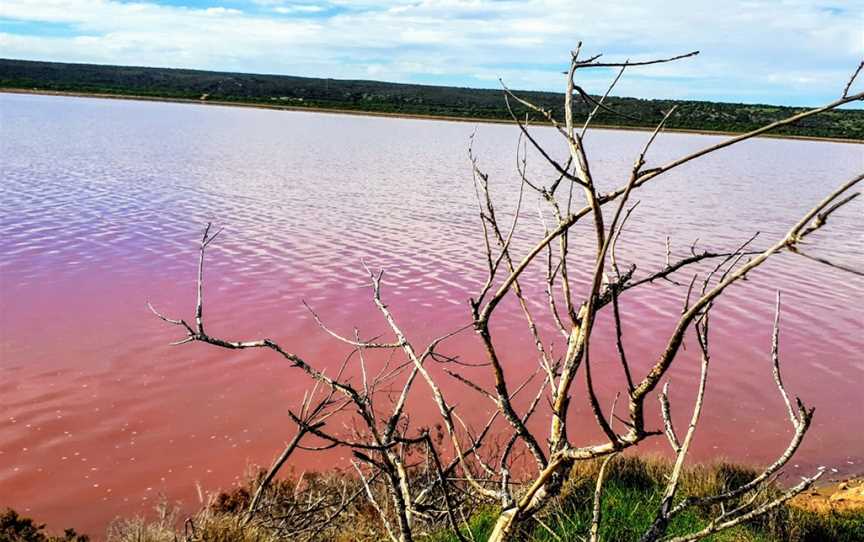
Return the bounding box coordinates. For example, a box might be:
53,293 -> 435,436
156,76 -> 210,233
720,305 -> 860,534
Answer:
791,478 -> 864,514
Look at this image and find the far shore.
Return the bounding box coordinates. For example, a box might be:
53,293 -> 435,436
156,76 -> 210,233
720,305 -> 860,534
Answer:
4,87 -> 863,145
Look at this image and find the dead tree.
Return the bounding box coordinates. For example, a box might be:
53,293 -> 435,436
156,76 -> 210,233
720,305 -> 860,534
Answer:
455,45 -> 863,541
149,227 -> 487,542
151,45 -> 863,542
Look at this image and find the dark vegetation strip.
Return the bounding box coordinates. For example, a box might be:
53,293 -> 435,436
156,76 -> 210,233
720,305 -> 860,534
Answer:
2,58 -> 863,141
4,457 -> 863,541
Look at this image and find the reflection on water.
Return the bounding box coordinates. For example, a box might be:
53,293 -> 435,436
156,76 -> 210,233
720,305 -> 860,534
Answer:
1,93 -> 862,535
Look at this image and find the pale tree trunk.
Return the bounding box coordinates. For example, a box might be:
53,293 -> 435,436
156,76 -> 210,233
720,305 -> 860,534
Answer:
487,508 -> 518,542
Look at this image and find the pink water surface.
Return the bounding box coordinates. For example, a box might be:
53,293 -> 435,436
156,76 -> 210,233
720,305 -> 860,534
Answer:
1,92 -> 862,537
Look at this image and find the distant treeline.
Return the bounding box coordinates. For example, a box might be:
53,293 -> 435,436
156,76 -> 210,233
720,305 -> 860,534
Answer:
2,58 -> 862,140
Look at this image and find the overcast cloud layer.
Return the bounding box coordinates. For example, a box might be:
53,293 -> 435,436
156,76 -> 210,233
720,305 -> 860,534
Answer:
1,0 -> 862,106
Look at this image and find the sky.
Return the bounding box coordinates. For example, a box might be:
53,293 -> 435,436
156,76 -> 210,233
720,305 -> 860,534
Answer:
1,0 -> 862,106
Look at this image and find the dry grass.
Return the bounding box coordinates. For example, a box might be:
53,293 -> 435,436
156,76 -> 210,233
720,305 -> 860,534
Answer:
105,499 -> 281,542
5,457 -> 862,541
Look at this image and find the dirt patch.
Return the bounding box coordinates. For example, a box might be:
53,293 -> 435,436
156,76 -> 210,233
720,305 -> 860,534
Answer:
791,478 -> 864,514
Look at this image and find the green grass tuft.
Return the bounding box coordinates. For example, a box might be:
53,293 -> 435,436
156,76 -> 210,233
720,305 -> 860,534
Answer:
432,456 -> 864,542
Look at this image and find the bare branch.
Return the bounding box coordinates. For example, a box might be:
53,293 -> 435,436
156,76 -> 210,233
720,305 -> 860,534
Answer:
574,50 -> 700,69
581,63 -> 627,136
303,300 -> 402,348
353,461 -> 399,542
843,59 -> 864,98
770,292 -> 796,425
659,382 -> 680,453
662,470 -> 824,542
589,454 -> 616,542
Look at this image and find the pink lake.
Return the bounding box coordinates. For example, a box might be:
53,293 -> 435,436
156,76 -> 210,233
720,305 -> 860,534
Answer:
1,92 -> 862,537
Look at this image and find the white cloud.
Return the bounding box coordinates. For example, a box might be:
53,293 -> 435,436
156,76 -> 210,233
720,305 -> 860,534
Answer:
272,5 -> 325,14
204,7 -> 243,16
0,0 -> 862,105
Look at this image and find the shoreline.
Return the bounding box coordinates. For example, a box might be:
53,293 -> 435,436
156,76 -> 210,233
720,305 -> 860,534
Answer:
3,87 -> 862,145
5,457 -> 861,541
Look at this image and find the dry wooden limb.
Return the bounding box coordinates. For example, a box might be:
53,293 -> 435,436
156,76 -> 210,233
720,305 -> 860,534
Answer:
575,50 -> 699,69
581,63 -> 627,136
641,314 -> 712,541
843,59 -> 864,98
354,461 -> 399,542
243,386 -> 344,524
662,471 -> 823,542
640,292 -> 822,542
589,454 -> 617,542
